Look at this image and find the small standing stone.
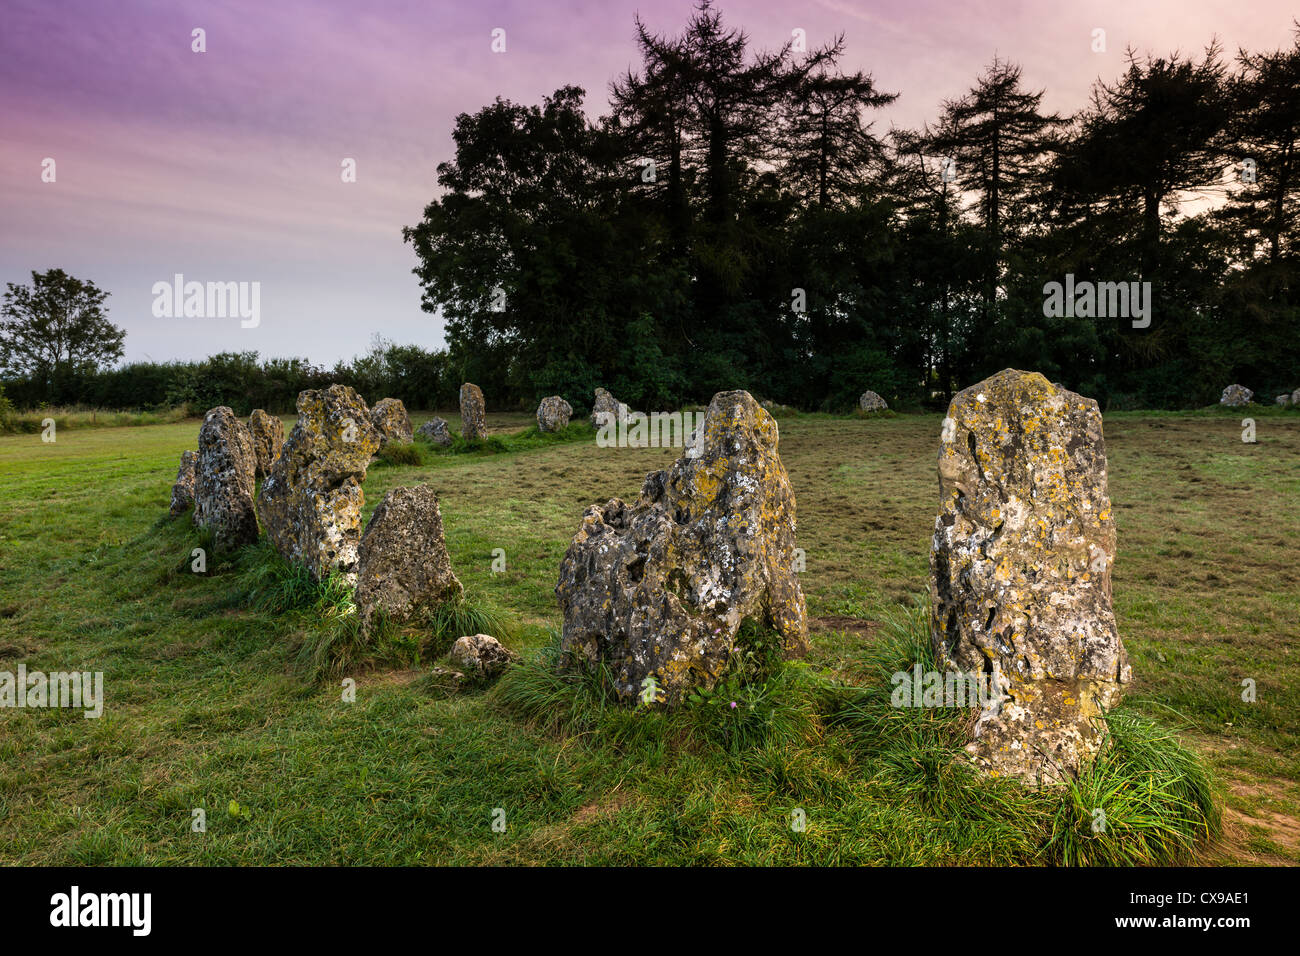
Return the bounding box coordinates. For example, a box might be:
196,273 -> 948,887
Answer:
590,387 -> 629,428
449,634 -> 518,680
536,396 -> 573,432
460,383 -> 487,440
1220,384 -> 1254,407
370,398 -> 413,447
247,409 -> 285,479
193,407 -> 259,551
416,417 -> 453,447
169,450 -> 197,517
859,390 -> 888,412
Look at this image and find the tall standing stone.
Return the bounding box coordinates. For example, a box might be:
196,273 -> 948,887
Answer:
256,385 -> 381,583
460,383 -> 486,440
247,409 -> 285,479
194,407 -> 259,551
557,390 -> 808,705
930,369 -> 1130,784
354,485 -> 463,635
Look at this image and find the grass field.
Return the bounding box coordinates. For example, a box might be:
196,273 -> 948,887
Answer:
1,406 -> 1296,865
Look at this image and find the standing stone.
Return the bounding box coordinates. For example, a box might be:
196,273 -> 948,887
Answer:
169,450 -> 198,517
1277,394 -> 1291,406
1292,388 -> 1300,406
557,389 -> 808,705
354,485 -> 463,635
859,390 -> 889,412
536,396 -> 573,432
370,398 -> 413,447
459,383 -> 487,440
193,407 -> 259,551
930,369 -> 1130,785
247,409 -> 285,479
590,387 -> 629,428
416,417 -> 453,447
256,385 -> 381,583
1220,384 -> 1253,407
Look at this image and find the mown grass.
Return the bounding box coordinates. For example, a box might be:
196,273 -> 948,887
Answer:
0,406 -> 1295,864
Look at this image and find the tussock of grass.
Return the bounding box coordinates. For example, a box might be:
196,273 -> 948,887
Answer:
374,441 -> 426,467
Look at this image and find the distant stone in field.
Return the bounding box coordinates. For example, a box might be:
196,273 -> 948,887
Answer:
256,384 -> 381,583
354,485 -> 463,635
169,450 -> 197,517
1277,394 -> 1291,406
1292,388 -> 1300,406
930,368 -> 1130,785
557,389 -> 808,705
194,406 -> 259,550
590,387 -> 629,428
1220,384 -> 1253,407
536,395 -> 573,432
369,398 -> 413,447
247,409 -> 285,479
449,633 -> 517,680
459,382 -> 487,440
859,390 -> 888,412
416,417 -> 453,447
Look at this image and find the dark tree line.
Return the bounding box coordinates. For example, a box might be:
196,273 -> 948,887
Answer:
404,2 -> 1300,410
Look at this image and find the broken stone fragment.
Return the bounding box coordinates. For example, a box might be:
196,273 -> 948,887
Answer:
354,485 -> 463,636
449,634 -> 517,680
247,409 -> 285,479
557,389 -> 808,705
193,407 -> 259,551
255,384 -> 381,583
930,368 -> 1130,785
459,383 -> 487,440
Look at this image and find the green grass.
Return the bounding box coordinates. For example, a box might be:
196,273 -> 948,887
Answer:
0,407 -> 1294,864
0,403 -> 193,434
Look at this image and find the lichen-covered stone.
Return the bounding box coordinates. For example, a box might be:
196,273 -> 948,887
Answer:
536,395 -> 573,432
590,387 -> 634,429
1220,384 -> 1253,407
459,383 -> 486,440
449,633 -> 517,680
256,384 -> 381,583
416,417 -> 452,447
354,485 -> 463,634
169,450 -> 197,517
930,368 -> 1130,785
370,398 -> 413,447
859,390 -> 888,412
247,409 -> 285,479
194,407 -> 259,550
557,389 -> 808,705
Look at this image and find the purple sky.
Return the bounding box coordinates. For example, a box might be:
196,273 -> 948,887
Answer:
2,0 -> 1295,366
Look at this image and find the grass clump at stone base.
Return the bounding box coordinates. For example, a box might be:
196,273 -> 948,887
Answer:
492,598 -> 1220,866
232,538 -> 506,682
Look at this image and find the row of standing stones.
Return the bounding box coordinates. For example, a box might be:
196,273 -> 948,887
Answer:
166,369 -> 1128,787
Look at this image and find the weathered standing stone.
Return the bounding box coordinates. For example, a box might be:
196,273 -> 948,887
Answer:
416,417 -> 453,447
354,485 -> 463,635
590,387 -> 629,428
536,395 -> 573,432
859,390 -> 889,412
247,409 -> 285,479
1292,388 -> 1300,406
459,383 -> 487,440
449,634 -> 518,680
256,385 -> 381,583
930,369 -> 1130,785
1220,384 -> 1253,407
557,389 -> 808,705
169,450 -> 197,517
1277,394 -> 1291,406
193,407 -> 259,550
370,398 -> 413,447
